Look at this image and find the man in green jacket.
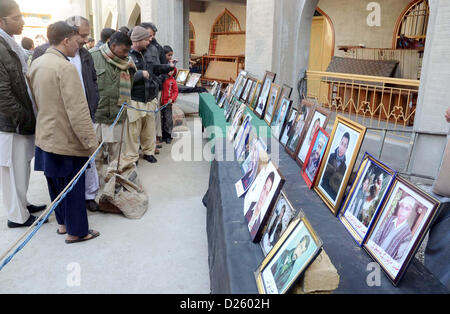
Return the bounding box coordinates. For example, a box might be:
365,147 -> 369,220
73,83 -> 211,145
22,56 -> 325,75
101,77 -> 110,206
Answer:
90,32 -> 135,170
0,0 -> 46,228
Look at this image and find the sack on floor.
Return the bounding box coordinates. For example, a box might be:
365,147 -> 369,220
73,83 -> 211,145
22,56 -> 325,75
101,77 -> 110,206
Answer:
98,161 -> 149,219
172,104 -> 189,132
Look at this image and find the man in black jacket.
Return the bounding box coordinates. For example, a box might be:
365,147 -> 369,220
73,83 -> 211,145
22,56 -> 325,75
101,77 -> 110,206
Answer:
0,0 -> 46,228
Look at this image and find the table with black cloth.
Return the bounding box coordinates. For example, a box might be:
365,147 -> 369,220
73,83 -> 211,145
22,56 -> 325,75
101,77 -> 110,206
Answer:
199,94 -> 449,294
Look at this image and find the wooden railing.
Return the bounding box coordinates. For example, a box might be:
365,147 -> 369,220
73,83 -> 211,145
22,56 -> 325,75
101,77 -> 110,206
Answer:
305,70 -> 420,128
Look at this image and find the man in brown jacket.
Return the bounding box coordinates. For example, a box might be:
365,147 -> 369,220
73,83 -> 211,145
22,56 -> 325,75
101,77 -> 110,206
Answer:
28,21 -> 100,243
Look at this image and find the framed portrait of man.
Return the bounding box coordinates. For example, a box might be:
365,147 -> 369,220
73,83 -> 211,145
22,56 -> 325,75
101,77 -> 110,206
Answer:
280,108 -> 298,146
185,73 -> 202,88
340,153 -> 396,245
249,81 -> 262,112
264,84 -> 281,126
227,104 -> 247,142
295,106 -> 330,168
240,77 -> 256,104
260,192 -> 298,256
244,161 -> 285,243
245,80 -> 258,105
254,71 -> 276,119
217,92 -> 227,108
231,70 -> 247,97
226,83 -> 234,102
255,212 -> 323,294
271,97 -> 292,141
314,116 -> 366,215
285,101 -> 315,158
233,113 -> 252,150
363,176 -> 440,286
301,127 -> 329,189
235,140 -> 261,198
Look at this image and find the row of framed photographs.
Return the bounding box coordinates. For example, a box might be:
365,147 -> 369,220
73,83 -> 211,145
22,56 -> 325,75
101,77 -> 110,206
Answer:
175,69 -> 202,88
210,71 -> 442,288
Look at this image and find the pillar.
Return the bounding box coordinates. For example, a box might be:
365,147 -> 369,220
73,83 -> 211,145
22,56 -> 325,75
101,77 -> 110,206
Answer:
408,0 -> 450,180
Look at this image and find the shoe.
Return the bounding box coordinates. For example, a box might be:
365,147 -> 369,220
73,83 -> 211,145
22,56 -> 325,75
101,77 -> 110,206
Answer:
156,144 -> 163,149
65,230 -> 100,244
7,215 -> 48,228
155,148 -> 160,155
165,138 -> 172,144
27,204 -> 46,214
86,200 -> 99,212
143,155 -> 157,163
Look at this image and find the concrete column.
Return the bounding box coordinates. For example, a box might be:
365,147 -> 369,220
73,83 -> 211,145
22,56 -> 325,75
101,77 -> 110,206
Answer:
140,0 -> 189,68
245,0 -> 318,105
408,0 -> 450,181
92,0 -> 103,42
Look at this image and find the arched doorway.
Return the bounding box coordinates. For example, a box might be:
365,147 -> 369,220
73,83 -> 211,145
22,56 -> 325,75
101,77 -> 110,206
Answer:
128,3 -> 141,28
209,8 -> 242,55
392,0 -> 429,49
308,7 -> 334,72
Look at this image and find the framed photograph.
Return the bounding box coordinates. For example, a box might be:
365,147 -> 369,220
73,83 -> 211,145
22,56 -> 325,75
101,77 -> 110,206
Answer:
235,139 -> 261,198
225,99 -> 238,122
231,70 -> 247,97
295,105 -> 330,167
255,212 -> 323,294
226,83 -> 234,102
281,84 -> 293,98
244,161 -> 286,243
224,97 -> 235,119
363,176 -> 440,285
241,138 -> 267,174
339,154 -> 396,245
279,108 -> 298,146
271,96 -> 292,141
314,116 -> 367,215
241,77 -> 256,103
175,69 -> 190,85
210,81 -> 219,96
217,92 -> 226,108
249,81 -> 262,111
254,71 -> 276,119
235,118 -> 253,163
185,73 -> 202,88
285,101 -> 315,158
264,84 -> 282,125
244,79 -> 258,105
227,104 -> 247,142
233,113 -> 252,148
301,127 -> 329,189
260,191 -> 298,256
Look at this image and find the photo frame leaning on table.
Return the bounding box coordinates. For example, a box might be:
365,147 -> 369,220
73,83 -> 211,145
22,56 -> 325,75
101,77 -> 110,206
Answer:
285,100 -> 315,158
249,80 -> 262,111
339,153 -> 396,245
255,211 -> 322,294
295,105 -> 330,168
301,127 -> 329,189
314,115 -> 366,216
363,176 -> 440,286
254,71 -> 276,119
264,83 -> 282,126
231,70 -> 247,97
175,69 -> 190,85
271,96 -> 292,141
244,161 -> 286,243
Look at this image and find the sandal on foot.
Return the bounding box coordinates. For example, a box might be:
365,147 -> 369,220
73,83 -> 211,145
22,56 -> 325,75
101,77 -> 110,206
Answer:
65,230 -> 100,244
57,229 -> 67,235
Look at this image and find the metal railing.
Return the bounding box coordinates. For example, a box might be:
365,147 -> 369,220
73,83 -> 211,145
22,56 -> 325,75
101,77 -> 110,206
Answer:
305,70 -> 420,130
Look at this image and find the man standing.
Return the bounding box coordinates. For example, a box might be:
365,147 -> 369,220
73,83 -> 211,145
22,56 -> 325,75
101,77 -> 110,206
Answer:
91,31 -> 135,170
28,21 -> 100,243
65,16 -> 101,212
124,26 -> 161,165
0,0 -> 46,228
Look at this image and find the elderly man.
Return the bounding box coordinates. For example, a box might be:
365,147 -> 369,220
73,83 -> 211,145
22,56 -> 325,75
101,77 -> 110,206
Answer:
0,0 -> 46,228
373,195 -> 416,261
28,21 -> 99,243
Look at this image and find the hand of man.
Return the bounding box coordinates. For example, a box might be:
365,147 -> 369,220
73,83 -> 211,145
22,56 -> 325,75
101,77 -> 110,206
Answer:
142,70 -> 150,79
446,106 -> 450,123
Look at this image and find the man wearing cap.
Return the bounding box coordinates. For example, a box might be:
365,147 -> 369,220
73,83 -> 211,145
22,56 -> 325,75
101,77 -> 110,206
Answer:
124,26 -> 161,164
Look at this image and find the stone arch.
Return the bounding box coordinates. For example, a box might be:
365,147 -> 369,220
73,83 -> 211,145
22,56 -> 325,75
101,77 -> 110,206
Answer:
392,0 -> 429,48
104,11 -> 113,29
128,3 -> 141,28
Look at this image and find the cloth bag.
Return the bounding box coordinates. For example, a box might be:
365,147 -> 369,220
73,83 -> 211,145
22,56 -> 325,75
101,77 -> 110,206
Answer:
98,161 -> 149,219
433,136 -> 450,197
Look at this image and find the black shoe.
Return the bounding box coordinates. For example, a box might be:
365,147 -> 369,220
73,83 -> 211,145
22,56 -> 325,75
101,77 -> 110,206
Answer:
165,138 -> 172,144
86,200 -> 99,212
27,204 -> 46,214
156,144 -> 163,149
143,155 -> 157,163
7,215 -> 48,228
